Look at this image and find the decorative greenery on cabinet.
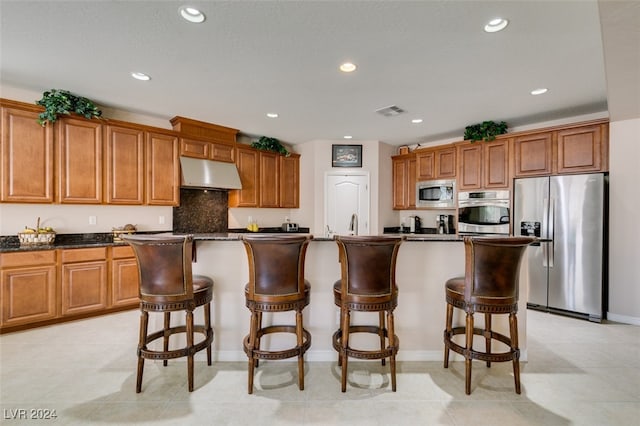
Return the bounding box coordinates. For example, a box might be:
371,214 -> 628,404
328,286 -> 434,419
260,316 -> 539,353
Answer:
464,120 -> 508,142
251,136 -> 290,156
35,89 -> 103,125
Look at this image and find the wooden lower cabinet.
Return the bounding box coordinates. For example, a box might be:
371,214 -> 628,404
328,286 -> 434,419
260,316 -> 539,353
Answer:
0,250 -> 57,327
111,246 -> 139,307
61,247 -> 108,316
1,245 -> 143,333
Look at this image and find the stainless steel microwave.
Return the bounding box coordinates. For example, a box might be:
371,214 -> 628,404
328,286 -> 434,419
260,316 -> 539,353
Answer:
416,179 -> 456,208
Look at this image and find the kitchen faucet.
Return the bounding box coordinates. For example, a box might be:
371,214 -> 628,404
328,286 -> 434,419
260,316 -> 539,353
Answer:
349,213 -> 358,235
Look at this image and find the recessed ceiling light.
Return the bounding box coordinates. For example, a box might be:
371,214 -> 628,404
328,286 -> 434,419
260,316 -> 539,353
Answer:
179,6 -> 205,23
131,72 -> 151,81
411,119 -> 423,124
531,88 -> 548,95
339,62 -> 357,73
484,18 -> 508,33
343,135 -> 353,139
266,113 -> 279,118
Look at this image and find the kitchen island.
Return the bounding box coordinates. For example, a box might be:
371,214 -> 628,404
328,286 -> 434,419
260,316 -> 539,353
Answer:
187,234 -> 530,362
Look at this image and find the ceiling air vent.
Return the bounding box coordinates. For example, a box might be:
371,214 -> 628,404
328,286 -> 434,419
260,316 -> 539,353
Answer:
375,105 -> 406,117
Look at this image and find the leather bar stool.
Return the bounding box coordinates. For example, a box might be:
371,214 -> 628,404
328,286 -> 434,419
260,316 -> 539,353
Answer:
443,236 -> 534,395
241,234 -> 312,394
333,235 -> 403,392
123,234 -> 214,392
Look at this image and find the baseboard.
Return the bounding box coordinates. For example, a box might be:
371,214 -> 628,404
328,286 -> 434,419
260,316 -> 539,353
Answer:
606,312 -> 640,325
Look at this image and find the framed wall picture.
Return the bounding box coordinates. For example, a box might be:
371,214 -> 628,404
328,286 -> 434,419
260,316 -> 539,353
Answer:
332,144 -> 362,168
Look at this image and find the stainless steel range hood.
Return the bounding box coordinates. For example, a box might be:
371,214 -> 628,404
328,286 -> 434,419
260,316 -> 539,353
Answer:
180,156 -> 242,190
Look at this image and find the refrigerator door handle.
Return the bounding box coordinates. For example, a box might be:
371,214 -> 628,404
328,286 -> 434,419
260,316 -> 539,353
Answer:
542,197 -> 549,267
548,198 -> 555,268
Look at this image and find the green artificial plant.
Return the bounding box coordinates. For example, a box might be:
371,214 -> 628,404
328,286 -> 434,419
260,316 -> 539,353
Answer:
251,136 -> 290,156
463,120 -> 508,142
35,89 -> 103,126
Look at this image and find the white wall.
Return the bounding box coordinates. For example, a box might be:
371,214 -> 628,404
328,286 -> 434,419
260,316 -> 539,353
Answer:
607,118 -> 640,324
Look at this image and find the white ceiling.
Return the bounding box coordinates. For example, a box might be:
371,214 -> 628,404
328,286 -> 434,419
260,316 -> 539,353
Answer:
1,1 -> 638,146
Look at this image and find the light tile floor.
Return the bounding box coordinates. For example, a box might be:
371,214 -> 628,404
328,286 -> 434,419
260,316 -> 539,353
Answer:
1,309 -> 638,425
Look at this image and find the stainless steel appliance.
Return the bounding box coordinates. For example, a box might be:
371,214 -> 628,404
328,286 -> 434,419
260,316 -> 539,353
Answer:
436,214 -> 455,234
457,190 -> 510,235
416,179 -> 455,208
513,173 -> 607,322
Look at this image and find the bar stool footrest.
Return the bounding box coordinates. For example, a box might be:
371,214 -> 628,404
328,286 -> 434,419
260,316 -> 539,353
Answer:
140,325 -> 214,360
332,325 -> 399,360
444,326 -> 518,363
243,325 -> 311,361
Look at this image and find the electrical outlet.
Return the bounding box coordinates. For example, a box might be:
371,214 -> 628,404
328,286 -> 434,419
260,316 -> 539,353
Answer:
89,216 -> 97,225
159,215 -> 165,225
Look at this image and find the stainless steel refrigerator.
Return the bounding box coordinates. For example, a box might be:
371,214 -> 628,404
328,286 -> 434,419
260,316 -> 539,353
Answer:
513,173 -> 607,322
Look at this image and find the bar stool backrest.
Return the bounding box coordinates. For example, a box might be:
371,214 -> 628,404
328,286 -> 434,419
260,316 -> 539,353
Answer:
123,234 -> 194,303
336,236 -> 403,296
243,235 -> 311,297
464,237 -> 535,304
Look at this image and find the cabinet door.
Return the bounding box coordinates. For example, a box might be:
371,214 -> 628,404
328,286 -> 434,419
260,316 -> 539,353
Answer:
1,105 -> 54,202
279,154 -> 299,208
147,131 -> 179,206
229,146 -> 259,207
57,117 -> 103,203
1,264 -> 57,327
407,157 -> 417,208
259,151 -> 279,207
514,132 -> 552,177
111,256 -> 139,307
105,124 -> 144,204
457,143 -> 482,190
180,137 -> 209,159
556,125 -> 603,174
416,151 -> 435,181
210,142 -> 235,163
61,260 -> 108,316
436,147 -> 456,178
484,139 -> 510,188
392,156 -> 408,209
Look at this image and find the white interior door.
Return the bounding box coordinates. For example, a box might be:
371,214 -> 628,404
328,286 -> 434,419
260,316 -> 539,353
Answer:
325,173 -> 369,236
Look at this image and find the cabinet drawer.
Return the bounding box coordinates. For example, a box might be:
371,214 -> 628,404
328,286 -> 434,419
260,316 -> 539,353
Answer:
0,250 -> 56,268
61,247 -> 107,263
112,245 -> 135,259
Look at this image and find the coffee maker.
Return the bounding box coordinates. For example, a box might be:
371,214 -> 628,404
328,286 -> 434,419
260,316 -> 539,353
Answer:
437,214 -> 455,234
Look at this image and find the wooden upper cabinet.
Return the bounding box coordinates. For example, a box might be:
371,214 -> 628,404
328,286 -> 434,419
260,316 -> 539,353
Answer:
514,132 -> 553,177
229,145 -> 259,207
416,150 -> 435,181
172,116 -> 237,163
179,137 -> 209,159
280,154 -> 300,208
146,131 -> 179,206
457,143 -> 482,190
57,117 -> 103,203
416,145 -> 455,181
1,103 -> 54,202
259,151 -> 279,208
483,139 -> 511,188
105,124 -> 144,205
435,147 -> 456,178
392,154 -> 416,209
556,124 -> 606,174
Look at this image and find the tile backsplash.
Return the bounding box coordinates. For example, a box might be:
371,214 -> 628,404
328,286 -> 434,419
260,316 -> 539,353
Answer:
173,188 -> 228,233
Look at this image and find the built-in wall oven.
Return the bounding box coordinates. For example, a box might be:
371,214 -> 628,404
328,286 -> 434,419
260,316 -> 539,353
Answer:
458,190 -> 510,235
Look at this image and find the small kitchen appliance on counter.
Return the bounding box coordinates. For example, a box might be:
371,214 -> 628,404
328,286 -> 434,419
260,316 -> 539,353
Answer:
281,222 -> 299,232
